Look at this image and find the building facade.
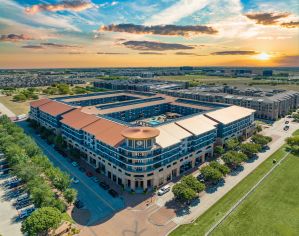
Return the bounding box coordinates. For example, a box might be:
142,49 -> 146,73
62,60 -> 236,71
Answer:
29,91 -> 255,192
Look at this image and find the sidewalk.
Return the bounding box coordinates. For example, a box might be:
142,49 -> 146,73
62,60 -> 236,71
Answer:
168,119 -> 299,225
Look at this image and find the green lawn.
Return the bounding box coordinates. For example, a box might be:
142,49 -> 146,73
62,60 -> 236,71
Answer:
171,142 -> 299,236
212,152 -> 299,236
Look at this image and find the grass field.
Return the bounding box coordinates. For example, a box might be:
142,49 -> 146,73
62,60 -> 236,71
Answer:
157,75 -> 299,91
0,96 -> 30,115
170,135 -> 299,236
212,152 -> 299,236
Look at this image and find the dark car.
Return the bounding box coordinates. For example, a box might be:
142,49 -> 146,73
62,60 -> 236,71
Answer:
78,167 -> 86,172
108,189 -> 119,198
86,171 -> 93,177
285,121 -> 289,124
74,200 -> 84,209
284,125 -> 289,131
16,200 -> 32,210
99,181 -> 109,190
197,173 -> 205,183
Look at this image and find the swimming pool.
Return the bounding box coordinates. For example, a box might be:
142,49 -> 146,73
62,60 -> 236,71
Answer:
148,120 -> 160,125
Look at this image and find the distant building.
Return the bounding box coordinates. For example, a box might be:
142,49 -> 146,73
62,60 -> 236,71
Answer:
161,85 -> 299,120
263,70 -> 273,76
29,91 -> 255,192
94,79 -> 189,92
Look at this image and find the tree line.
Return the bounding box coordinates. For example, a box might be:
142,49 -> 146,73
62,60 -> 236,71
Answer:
0,116 -> 77,235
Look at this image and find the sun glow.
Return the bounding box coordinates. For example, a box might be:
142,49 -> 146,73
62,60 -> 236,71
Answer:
256,52 -> 270,60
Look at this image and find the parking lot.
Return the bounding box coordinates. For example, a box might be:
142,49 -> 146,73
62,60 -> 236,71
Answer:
19,122 -> 125,226
0,154 -> 27,236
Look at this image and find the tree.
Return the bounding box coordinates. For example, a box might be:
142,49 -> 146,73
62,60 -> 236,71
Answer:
64,188 -> 78,205
240,143 -> 261,157
214,146 -> 225,156
209,161 -> 230,176
222,151 -> 248,168
21,207 -> 62,236
286,136 -> 299,154
292,113 -> 299,122
13,93 -> 27,102
181,175 -> 205,193
251,134 -> 272,147
200,165 -> 222,183
225,138 -> 239,151
172,183 -> 197,203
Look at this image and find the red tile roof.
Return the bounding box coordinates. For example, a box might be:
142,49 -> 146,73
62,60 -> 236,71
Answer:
82,118 -> 128,147
30,98 -> 52,108
39,101 -> 74,116
61,109 -> 99,130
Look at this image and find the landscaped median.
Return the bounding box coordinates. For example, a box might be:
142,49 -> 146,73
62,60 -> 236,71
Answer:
170,132 -> 299,236
0,115 -> 78,235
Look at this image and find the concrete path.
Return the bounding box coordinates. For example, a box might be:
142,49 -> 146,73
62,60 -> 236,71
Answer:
163,118 -> 299,230
0,103 -> 15,118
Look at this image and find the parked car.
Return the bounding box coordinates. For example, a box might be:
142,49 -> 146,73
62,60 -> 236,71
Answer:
16,200 -> 32,210
72,162 -> 78,167
285,121 -> 289,124
74,200 -> 84,209
108,189 -> 119,198
71,176 -> 79,184
16,194 -> 29,203
86,171 -> 93,177
197,173 -> 205,183
18,207 -> 35,220
99,181 -> 109,190
157,185 -> 171,196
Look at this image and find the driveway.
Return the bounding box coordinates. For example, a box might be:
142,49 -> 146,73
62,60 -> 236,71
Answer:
19,122 -> 125,226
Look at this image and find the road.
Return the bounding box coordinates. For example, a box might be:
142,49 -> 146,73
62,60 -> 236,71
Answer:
19,121 -> 125,225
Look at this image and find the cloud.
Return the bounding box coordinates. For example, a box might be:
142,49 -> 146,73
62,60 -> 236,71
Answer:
97,52 -> 128,55
25,0 -> 93,15
175,52 -> 205,56
274,55 -> 299,66
22,45 -> 44,49
99,24 -> 217,37
211,50 -> 258,55
0,34 -> 32,42
139,52 -> 166,55
281,21 -> 299,28
145,0 -> 209,25
122,40 -> 194,51
21,43 -> 80,49
41,43 -> 80,48
245,12 -> 290,25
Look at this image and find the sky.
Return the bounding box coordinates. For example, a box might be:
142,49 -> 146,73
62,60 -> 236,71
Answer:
0,0 -> 298,68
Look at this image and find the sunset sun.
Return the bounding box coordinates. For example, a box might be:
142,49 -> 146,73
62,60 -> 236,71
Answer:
257,52 -> 271,60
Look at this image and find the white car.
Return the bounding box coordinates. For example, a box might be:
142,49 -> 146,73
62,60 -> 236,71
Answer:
71,177 -> 79,184
72,162 -> 78,167
157,185 -> 171,196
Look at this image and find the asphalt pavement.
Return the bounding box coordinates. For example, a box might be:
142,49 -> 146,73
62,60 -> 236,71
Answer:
18,121 -> 125,225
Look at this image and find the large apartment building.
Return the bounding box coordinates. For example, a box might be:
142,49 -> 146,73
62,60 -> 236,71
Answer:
160,86 -> 299,120
29,91 -> 255,192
